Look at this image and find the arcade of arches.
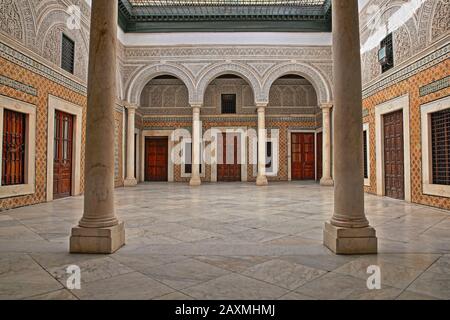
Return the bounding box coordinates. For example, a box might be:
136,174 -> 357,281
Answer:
0,0 -> 449,300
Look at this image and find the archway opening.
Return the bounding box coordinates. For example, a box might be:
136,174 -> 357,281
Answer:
267,74 -> 322,182
138,74 -> 191,183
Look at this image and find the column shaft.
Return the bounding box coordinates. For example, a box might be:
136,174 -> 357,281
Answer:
323,0 -> 377,254
70,0 -> 125,254
189,106 -> 202,186
320,104 -> 334,186
124,105 -> 137,186
256,105 -> 268,186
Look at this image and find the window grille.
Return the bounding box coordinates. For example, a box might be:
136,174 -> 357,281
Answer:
61,34 -> 75,74
2,109 -> 26,186
431,108 -> 450,185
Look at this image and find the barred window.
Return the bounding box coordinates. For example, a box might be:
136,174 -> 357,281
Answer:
431,108 -> 450,185
2,109 -> 26,186
380,33 -> 393,73
363,130 -> 368,179
61,34 -> 75,74
221,94 -> 236,114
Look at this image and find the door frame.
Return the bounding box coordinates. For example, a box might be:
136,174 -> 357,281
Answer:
140,130 -> 174,182
211,127 -> 247,182
287,129 -> 320,181
375,94 -> 411,202
135,128 -> 141,182
46,95 -> 82,202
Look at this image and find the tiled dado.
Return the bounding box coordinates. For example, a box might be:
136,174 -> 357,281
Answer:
420,76 -> 450,97
363,58 -> 450,210
0,75 -> 37,96
0,56 -> 87,211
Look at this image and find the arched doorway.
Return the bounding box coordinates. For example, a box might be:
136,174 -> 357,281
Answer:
202,74 -> 256,182
266,74 -> 322,181
139,75 -> 191,182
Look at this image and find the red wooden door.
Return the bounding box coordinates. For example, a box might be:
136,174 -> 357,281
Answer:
217,133 -> 241,181
53,110 -> 73,199
2,109 -> 26,186
317,132 -> 323,181
145,137 -> 168,181
291,133 -> 315,180
384,110 -> 404,200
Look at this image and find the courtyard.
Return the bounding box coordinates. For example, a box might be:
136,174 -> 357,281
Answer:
0,182 -> 449,300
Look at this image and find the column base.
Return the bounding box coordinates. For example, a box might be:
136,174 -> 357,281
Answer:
123,178 -> 137,187
70,222 -> 125,254
256,175 -> 268,186
323,221 -> 377,255
320,177 -> 334,186
189,176 -> 201,186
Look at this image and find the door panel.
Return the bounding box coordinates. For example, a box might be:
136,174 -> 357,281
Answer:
291,133 -> 315,180
384,110 -> 404,200
217,133 -> 241,181
53,110 -> 73,199
145,137 -> 168,181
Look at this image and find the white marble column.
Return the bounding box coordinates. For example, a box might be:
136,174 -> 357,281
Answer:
323,0 -> 377,254
189,105 -> 202,186
70,0 -> 125,254
124,104 -> 137,187
256,104 -> 268,186
320,103 -> 334,186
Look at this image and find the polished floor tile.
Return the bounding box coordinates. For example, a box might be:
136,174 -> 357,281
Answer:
0,182 -> 448,300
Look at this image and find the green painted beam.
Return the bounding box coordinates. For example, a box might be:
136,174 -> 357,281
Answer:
121,19 -> 331,33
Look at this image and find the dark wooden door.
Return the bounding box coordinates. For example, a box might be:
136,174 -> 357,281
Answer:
291,133 -> 315,180
384,110 -> 404,200
217,133 -> 241,181
53,110 -> 73,199
317,132 -> 323,181
145,137 -> 168,181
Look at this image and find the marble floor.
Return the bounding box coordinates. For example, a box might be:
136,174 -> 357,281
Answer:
0,182 -> 449,300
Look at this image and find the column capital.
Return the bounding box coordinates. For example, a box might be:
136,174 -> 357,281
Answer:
320,102 -> 333,110
190,103 -> 203,109
191,106 -> 201,114
255,102 -> 268,109
125,102 -> 139,111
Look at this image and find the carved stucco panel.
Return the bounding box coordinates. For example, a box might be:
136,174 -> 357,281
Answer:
431,0 -> 450,41
0,0 -> 24,43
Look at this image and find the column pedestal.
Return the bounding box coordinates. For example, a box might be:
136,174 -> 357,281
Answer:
323,222 -> 377,255
256,175 -> 269,186
70,222 -> 125,254
124,178 -> 137,187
